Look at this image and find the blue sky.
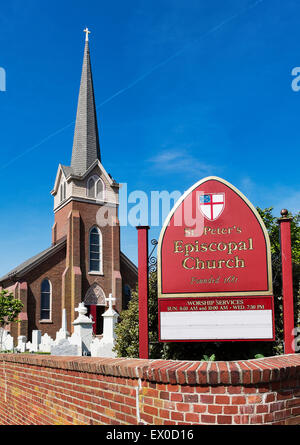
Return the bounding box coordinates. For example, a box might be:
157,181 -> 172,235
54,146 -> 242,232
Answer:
0,0 -> 299,275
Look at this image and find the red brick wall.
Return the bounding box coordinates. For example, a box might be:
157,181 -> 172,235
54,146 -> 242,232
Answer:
0,354 -> 299,425
25,246 -> 66,340
120,257 -> 138,309
120,258 -> 137,292
55,200 -> 123,312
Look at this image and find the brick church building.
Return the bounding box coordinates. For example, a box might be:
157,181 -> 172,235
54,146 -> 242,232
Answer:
0,30 -> 137,341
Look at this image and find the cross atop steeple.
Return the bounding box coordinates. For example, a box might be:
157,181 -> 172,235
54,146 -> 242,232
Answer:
83,27 -> 91,42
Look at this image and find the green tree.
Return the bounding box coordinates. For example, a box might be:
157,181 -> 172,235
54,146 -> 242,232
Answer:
114,208 -> 300,360
0,290 -> 23,350
114,288 -> 139,358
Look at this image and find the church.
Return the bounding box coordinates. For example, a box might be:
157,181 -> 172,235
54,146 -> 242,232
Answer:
0,29 -> 138,341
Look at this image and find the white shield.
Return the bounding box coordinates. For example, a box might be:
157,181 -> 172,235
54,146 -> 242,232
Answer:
199,193 -> 225,221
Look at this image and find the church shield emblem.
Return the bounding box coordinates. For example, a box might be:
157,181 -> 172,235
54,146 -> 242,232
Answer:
199,193 -> 225,221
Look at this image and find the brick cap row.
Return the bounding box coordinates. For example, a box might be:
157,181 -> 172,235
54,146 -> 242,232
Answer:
0,353 -> 299,386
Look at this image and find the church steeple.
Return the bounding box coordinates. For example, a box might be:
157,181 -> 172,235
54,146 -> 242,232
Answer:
71,28 -> 101,176
51,29 -> 119,213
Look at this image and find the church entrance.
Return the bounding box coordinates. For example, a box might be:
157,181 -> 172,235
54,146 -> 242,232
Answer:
87,305 -> 105,335
84,283 -> 106,336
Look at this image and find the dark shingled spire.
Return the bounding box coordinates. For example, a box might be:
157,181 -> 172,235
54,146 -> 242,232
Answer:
71,32 -> 101,175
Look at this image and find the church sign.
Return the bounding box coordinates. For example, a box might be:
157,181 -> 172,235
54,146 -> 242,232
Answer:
157,176 -> 275,342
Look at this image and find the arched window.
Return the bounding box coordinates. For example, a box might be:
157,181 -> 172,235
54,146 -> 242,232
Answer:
87,176 -> 105,200
87,177 -> 95,198
60,182 -> 66,202
89,227 -> 102,273
40,279 -> 51,320
123,284 -> 132,309
84,284 -> 106,335
96,178 -> 104,200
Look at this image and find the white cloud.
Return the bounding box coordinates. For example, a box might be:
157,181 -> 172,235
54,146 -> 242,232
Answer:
272,190 -> 300,216
239,176 -> 256,198
237,177 -> 300,216
147,148 -> 214,176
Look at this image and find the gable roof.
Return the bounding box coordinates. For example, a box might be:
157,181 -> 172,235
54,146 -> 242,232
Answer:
61,165 -> 73,178
120,252 -> 138,275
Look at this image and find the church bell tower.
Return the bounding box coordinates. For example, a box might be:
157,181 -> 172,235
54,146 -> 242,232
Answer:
50,29 -> 122,332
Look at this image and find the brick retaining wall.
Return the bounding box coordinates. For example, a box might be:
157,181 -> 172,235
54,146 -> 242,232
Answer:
0,353 -> 299,425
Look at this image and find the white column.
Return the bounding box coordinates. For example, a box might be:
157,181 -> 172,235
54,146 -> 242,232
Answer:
90,294 -> 119,358
17,336 -> 27,353
55,308 -> 70,343
32,330 -> 42,352
72,302 -> 94,355
102,294 -> 119,343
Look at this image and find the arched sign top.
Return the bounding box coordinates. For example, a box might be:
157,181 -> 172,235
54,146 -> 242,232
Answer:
158,176 -> 273,298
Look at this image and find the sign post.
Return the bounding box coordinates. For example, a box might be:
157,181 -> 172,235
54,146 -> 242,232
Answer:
157,176 -> 275,342
137,226 -> 150,358
278,209 -> 295,354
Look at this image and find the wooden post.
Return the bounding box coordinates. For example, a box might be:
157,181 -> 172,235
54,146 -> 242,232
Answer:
137,226 -> 149,359
278,209 -> 295,354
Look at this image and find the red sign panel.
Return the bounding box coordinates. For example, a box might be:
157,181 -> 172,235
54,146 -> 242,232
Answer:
157,176 -> 274,342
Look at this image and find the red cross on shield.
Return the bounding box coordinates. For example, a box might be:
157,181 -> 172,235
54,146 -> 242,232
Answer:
199,193 -> 225,221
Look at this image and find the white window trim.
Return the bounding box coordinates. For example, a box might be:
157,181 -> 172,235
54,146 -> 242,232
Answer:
87,176 -> 96,198
88,226 -> 103,275
40,278 -> 52,322
96,177 -> 105,201
60,181 -> 67,202
86,175 -> 106,201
